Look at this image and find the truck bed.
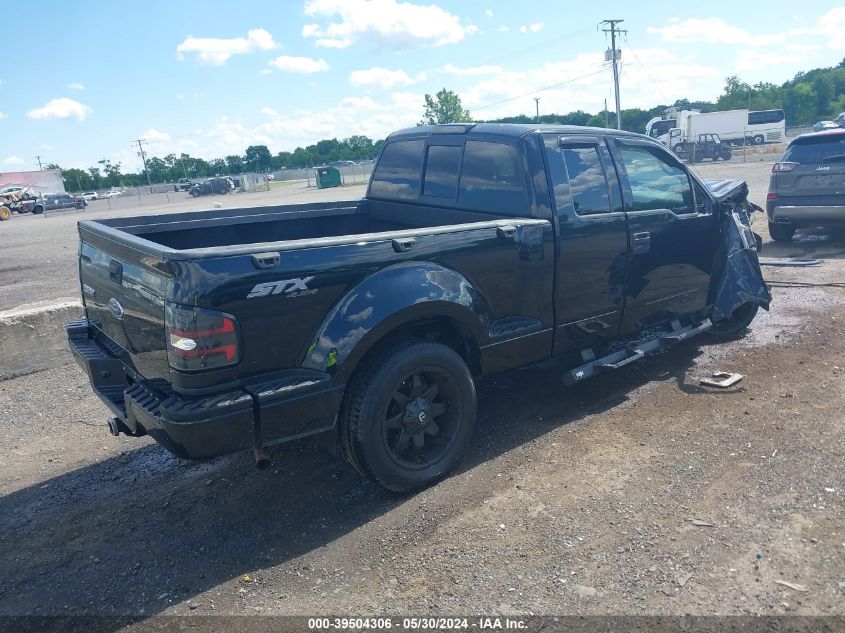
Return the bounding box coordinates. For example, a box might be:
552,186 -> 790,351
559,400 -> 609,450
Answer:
90,200 -> 512,254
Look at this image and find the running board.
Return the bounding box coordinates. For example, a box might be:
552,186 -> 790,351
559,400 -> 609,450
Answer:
563,318 -> 712,385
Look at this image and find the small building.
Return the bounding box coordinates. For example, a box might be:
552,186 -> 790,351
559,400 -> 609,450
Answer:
0,169 -> 65,195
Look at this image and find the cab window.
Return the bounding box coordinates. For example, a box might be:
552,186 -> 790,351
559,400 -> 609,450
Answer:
617,144 -> 694,213
458,141 -> 527,214
423,145 -> 462,199
369,139 -> 424,200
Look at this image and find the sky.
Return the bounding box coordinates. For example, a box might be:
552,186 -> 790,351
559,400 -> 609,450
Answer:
2,1 -> 844,173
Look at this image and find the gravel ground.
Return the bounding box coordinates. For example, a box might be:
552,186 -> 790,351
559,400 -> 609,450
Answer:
0,160 -> 843,618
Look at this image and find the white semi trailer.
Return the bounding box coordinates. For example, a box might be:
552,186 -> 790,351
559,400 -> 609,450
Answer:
646,108 -> 786,147
646,109 -> 749,149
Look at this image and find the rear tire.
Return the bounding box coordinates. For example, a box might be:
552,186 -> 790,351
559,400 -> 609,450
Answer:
340,340 -> 476,492
752,134 -> 765,145
769,221 -> 795,243
0,206 -> 10,221
708,303 -> 759,338
31,205 -> 44,215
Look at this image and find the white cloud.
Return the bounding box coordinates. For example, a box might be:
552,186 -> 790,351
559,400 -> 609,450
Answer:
68,82 -> 85,91
647,17 -> 749,44
3,155 -> 25,166
143,128 -> 172,143
0,111 -> 6,120
316,38 -> 354,48
463,49 -> 721,122
519,22 -> 543,33
303,0 -> 475,48
176,28 -> 277,65
735,49 -> 802,72
26,98 -> 92,121
484,9 -> 494,18
260,106 -> 278,116
268,55 -> 329,73
348,67 -> 426,88
647,17 -> 786,47
441,63 -> 502,76
498,25 -> 509,32
790,7 -> 845,50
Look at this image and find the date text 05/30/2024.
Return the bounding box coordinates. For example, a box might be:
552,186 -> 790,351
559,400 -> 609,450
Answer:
307,617 -> 528,630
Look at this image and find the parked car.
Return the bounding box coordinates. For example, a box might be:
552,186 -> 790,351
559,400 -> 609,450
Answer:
104,190 -> 122,199
813,121 -> 838,132
674,133 -> 733,162
834,112 -> 845,128
173,178 -> 193,192
23,193 -> 86,214
81,191 -> 100,201
68,123 -> 769,491
0,185 -> 26,196
189,177 -> 232,197
767,128 -> 845,242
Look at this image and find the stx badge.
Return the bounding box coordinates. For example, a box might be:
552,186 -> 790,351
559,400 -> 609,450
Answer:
247,276 -> 316,299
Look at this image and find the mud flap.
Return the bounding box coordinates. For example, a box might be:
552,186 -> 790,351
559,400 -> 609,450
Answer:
710,210 -> 771,321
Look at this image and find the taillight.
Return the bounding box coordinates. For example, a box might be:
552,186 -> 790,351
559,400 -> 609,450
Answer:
772,161 -> 798,172
165,303 -> 240,371
767,193 -> 778,200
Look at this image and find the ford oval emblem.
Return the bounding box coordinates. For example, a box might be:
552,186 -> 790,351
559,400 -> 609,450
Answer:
108,298 -> 125,320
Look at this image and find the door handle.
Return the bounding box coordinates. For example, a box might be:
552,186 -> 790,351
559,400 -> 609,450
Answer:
632,231 -> 651,254
392,238 -> 416,253
497,225 -> 517,240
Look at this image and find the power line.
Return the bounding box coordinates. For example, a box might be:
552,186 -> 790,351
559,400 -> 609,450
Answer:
470,67 -> 607,113
622,33 -> 670,104
471,25 -> 595,68
601,19 -> 626,129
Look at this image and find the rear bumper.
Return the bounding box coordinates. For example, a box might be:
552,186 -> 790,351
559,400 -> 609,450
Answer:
67,318 -> 342,460
767,202 -> 845,225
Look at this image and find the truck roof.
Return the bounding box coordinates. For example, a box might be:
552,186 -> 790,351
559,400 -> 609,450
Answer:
388,123 -> 645,141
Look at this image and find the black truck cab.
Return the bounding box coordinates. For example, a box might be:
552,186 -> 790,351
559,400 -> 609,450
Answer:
68,124 -> 769,491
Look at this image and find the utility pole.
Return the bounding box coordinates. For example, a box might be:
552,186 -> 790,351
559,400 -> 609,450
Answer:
132,138 -> 152,187
601,19 -> 626,130
35,155 -> 44,171
534,97 -> 540,124
604,98 -> 609,128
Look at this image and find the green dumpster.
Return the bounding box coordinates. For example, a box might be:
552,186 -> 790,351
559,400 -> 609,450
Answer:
315,166 -> 342,189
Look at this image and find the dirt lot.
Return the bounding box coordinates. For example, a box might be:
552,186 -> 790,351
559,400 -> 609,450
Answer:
0,161 -> 843,619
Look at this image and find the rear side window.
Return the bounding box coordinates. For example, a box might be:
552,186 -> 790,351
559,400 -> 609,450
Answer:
783,136 -> 845,164
369,139 -> 425,200
423,145 -> 462,198
560,146 -> 610,216
617,144 -> 694,213
458,141 -> 527,213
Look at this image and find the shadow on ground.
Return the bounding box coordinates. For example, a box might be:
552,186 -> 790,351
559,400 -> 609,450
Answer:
761,226 -> 845,260
0,340 -> 715,620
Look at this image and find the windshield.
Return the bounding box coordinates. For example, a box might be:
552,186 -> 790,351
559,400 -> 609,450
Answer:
649,120 -> 675,138
783,135 -> 845,163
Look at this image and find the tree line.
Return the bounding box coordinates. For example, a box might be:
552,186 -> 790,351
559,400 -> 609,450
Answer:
53,58 -> 844,192
53,136 -> 384,192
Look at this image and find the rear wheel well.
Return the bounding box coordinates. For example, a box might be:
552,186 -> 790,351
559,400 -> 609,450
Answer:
349,316 -> 481,384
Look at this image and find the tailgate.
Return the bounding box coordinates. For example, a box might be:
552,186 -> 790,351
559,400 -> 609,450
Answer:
79,240 -> 171,381
780,162 -> 845,198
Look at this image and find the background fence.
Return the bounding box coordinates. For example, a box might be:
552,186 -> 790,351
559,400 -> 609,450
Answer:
273,163 -> 373,186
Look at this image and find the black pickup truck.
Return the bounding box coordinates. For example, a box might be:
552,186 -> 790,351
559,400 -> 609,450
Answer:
68,124 -> 770,491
